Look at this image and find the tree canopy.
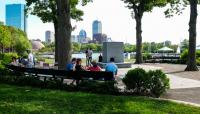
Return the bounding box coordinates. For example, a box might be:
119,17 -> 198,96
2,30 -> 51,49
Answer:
25,0 -> 92,23
0,25 -> 31,55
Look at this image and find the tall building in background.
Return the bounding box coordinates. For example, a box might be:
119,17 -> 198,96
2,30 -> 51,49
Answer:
78,29 -> 87,43
92,20 -> 102,39
45,31 -> 54,43
6,4 -> 27,32
93,33 -> 107,44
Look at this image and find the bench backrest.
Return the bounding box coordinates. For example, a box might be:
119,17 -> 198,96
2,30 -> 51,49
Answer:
6,65 -> 114,81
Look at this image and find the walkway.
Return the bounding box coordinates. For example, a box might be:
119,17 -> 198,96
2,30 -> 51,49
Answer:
117,64 -> 200,105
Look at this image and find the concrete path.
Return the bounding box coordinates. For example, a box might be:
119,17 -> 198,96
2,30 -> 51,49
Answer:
117,64 -> 200,105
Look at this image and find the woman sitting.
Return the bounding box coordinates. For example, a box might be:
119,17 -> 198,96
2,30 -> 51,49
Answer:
87,61 -> 102,71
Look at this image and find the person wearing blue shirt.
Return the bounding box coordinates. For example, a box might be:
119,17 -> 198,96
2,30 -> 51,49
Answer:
105,58 -> 118,76
66,58 -> 76,71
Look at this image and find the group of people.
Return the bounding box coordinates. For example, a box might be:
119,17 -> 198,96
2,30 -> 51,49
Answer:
10,50 -> 35,68
66,57 -> 118,77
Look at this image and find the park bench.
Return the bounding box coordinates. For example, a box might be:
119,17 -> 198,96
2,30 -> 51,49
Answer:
6,65 -> 114,83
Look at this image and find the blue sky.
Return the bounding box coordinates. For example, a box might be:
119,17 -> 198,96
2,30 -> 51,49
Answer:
0,0 -> 200,45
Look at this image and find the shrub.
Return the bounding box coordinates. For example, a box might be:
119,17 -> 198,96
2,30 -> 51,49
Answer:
122,68 -> 149,94
1,53 -> 18,64
143,53 -> 152,61
148,70 -> 170,97
0,76 -> 119,95
123,68 -> 169,97
181,50 -> 200,64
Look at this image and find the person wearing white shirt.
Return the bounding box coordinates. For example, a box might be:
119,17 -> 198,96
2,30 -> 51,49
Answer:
28,50 -> 34,68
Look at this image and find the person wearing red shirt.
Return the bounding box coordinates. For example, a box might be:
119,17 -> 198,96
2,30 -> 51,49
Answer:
87,61 -> 102,71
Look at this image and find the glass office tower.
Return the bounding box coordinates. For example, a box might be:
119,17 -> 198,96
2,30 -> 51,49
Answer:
6,4 -> 26,32
92,20 -> 102,39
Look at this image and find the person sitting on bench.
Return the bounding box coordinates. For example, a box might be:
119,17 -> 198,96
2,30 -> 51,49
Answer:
66,58 -> 76,71
10,57 -> 18,66
87,61 -> 102,71
75,58 -> 87,71
105,58 -> 118,78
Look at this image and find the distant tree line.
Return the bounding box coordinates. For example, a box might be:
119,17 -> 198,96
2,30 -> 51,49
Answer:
40,42 -> 179,53
0,25 -> 31,56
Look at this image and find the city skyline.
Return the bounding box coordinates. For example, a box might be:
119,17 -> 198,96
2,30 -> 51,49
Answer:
0,0 -> 200,45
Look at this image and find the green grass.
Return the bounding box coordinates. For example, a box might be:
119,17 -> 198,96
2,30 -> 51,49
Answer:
0,84 -> 200,114
44,59 -> 54,64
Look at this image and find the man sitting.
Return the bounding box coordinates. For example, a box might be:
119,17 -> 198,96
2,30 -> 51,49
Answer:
105,58 -> 118,78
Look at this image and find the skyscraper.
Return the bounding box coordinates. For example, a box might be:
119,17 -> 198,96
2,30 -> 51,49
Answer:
6,4 -> 27,32
92,20 -> 102,39
45,31 -> 55,43
78,29 -> 87,43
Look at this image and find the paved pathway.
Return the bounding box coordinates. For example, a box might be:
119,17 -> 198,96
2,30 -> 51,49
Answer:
117,64 -> 200,105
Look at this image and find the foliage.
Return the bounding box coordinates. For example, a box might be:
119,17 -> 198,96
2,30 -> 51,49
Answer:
181,39 -> 189,52
124,44 -> 136,52
25,0 -> 92,23
181,50 -> 200,65
0,75 -> 118,95
0,25 -> 11,52
143,53 -> 152,61
0,25 -> 31,55
148,70 -> 170,97
0,53 -> 18,75
0,53 -> 18,66
78,80 -> 119,95
1,84 -> 200,113
0,21 -> 4,25
123,68 -> 169,97
72,42 -> 81,52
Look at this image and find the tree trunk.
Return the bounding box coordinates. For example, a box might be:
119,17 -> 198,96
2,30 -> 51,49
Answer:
185,0 -> 199,71
56,0 -> 72,70
53,21 -> 58,64
135,16 -> 143,64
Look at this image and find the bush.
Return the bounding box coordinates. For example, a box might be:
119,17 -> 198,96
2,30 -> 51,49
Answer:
143,53 -> 152,61
0,53 -> 18,75
148,70 -> 170,97
0,53 -> 18,66
181,50 -> 200,64
123,68 -> 169,97
0,76 -> 119,95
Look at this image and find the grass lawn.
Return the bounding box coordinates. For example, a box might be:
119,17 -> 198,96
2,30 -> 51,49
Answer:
0,84 -> 200,114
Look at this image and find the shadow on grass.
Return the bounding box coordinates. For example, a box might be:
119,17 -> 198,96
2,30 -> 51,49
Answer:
0,84 -> 200,114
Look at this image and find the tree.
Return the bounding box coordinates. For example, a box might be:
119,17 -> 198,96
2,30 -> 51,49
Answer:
122,0 -> 171,64
0,26 -> 11,53
26,0 -> 91,69
0,21 -> 4,25
165,0 -> 199,71
180,39 -> 189,52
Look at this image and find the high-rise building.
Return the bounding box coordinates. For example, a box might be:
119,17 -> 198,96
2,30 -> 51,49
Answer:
78,29 -> 87,43
163,40 -> 172,46
92,20 -> 102,39
93,33 -> 107,44
6,4 -> 27,32
45,31 -> 54,43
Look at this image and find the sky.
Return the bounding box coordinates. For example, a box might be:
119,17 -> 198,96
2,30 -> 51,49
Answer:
0,0 -> 200,45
